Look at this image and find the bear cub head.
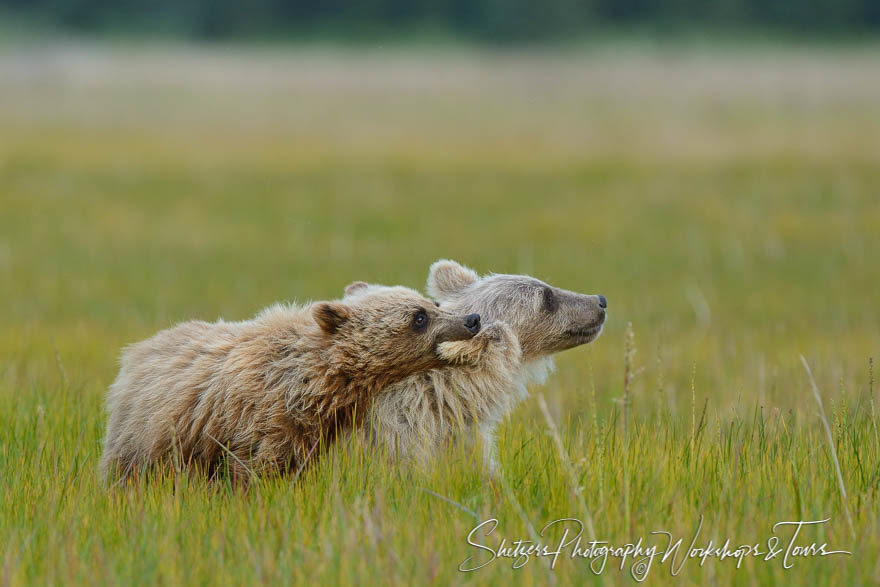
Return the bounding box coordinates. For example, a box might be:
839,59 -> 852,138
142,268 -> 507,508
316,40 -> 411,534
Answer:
425,260 -> 607,358
314,285 -> 481,375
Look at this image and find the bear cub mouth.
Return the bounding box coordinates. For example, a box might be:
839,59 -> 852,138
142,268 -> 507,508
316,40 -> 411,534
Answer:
565,318 -> 605,341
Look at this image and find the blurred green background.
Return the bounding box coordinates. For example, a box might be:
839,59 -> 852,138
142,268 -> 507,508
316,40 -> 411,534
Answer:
1,0 -> 880,41
2,43 -> 877,396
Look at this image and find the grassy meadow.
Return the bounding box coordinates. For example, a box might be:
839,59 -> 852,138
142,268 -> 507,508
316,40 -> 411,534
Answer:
1,42 -> 879,584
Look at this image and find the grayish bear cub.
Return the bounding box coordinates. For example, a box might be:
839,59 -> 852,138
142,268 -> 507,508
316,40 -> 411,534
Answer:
349,260 -> 607,471
100,286 -> 482,482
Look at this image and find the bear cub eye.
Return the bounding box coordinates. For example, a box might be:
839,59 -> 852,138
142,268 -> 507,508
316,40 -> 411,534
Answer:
542,287 -> 558,312
411,308 -> 429,332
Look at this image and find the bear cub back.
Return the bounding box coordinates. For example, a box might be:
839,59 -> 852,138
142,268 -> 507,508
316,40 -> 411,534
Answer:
100,285 -> 480,483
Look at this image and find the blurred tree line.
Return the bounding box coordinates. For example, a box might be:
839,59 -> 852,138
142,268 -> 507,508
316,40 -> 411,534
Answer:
1,0 -> 878,41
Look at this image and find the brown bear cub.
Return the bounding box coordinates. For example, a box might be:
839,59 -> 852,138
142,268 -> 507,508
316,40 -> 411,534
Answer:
348,260 -> 607,471
100,286 -> 481,483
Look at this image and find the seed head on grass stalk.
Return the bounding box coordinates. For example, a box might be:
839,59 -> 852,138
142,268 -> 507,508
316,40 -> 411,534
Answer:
656,339 -> 665,417
623,322 -> 636,441
588,349 -> 604,506
870,357 -> 877,447
691,361 -> 697,441
622,322 -> 640,537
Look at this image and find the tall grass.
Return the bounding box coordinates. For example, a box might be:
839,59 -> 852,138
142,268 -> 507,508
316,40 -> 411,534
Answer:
1,43 -> 879,584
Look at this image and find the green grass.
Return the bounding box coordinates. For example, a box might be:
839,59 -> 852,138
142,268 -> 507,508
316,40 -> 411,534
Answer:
1,43 -> 879,584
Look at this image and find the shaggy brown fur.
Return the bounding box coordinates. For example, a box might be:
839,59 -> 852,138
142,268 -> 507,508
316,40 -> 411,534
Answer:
348,260 -> 607,471
100,286 -> 481,483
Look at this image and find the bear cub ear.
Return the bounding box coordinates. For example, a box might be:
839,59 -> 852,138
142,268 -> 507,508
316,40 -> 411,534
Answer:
427,259 -> 479,300
313,302 -> 350,333
343,281 -> 370,297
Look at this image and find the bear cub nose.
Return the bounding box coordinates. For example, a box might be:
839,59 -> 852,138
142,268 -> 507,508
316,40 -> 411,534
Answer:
598,295 -> 608,309
464,313 -> 481,334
